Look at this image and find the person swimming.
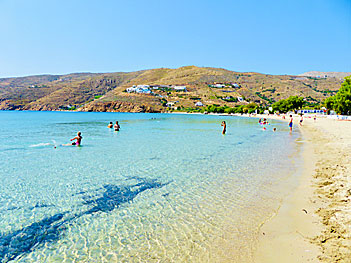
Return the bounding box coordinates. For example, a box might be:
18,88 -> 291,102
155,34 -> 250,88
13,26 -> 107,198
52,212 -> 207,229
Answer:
221,121 -> 226,135
107,122 -> 113,128
114,121 -> 120,131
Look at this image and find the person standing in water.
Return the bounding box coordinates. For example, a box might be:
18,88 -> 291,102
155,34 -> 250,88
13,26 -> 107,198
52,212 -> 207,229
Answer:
299,114 -> 303,126
114,121 -> 120,131
107,122 -> 113,128
221,121 -> 226,135
289,115 -> 293,132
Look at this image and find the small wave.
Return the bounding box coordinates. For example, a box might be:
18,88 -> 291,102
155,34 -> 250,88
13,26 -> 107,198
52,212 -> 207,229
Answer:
29,143 -> 52,148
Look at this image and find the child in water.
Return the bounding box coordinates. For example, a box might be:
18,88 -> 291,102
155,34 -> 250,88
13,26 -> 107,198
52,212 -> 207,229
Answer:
221,121 -> 226,135
107,122 -> 113,128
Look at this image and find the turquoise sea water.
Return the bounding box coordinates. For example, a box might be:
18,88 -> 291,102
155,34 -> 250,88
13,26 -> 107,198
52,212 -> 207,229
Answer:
0,111 -> 301,262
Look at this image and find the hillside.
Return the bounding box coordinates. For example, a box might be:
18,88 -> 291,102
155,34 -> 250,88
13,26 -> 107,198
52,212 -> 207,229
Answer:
299,71 -> 351,80
0,66 -> 347,112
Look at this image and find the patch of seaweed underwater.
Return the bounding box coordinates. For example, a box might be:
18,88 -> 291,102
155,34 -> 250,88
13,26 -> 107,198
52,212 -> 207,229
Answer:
0,177 -> 169,262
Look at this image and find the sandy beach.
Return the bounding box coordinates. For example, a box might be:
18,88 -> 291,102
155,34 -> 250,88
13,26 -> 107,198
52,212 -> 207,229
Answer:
254,115 -> 351,262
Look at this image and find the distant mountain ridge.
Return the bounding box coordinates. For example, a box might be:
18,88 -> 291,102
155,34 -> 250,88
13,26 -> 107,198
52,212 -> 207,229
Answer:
299,71 -> 351,80
0,66 -> 348,112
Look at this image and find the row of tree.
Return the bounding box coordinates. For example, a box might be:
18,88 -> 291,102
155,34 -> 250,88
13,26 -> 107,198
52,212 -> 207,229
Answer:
271,96 -> 304,113
180,76 -> 350,115
324,76 -> 351,115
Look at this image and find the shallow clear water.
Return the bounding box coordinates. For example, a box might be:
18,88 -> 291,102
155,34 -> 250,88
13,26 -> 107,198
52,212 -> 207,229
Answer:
0,111 -> 301,262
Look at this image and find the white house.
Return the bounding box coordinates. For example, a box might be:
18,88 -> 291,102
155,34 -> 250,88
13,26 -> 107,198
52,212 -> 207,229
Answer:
237,96 -> 244,102
173,86 -> 187,92
195,101 -> 204,107
126,85 -> 151,94
232,83 -> 240,88
214,84 -> 225,88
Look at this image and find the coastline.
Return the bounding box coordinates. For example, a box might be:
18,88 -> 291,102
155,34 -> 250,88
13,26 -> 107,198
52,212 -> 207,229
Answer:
2,110 -> 350,261
254,115 -> 351,262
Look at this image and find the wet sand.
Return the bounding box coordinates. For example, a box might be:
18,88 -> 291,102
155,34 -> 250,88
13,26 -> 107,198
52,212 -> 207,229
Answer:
254,115 -> 351,262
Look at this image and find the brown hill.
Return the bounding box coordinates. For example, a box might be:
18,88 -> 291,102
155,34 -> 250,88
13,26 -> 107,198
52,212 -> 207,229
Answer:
0,66 -> 346,112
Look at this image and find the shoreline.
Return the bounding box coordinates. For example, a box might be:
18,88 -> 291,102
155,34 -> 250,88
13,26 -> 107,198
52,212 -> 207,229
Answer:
2,110 -> 351,260
254,115 -> 351,262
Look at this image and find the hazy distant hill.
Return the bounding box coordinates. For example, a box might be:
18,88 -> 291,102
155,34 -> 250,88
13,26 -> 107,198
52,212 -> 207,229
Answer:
299,71 -> 351,80
0,66 -> 347,112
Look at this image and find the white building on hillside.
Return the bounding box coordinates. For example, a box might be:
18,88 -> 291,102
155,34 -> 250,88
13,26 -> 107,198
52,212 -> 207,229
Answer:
214,84 -> 225,88
195,101 -> 204,107
173,86 -> 187,92
126,85 -> 151,94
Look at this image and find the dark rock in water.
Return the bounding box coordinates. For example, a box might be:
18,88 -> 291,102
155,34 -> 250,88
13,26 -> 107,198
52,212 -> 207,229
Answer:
0,213 -> 67,262
0,177 -> 169,262
83,178 -> 168,215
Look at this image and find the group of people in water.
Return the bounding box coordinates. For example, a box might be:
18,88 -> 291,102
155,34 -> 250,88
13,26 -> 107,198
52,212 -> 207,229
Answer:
65,114 -> 311,147
257,118 -> 277,132
108,121 -> 120,131
62,121 -> 120,147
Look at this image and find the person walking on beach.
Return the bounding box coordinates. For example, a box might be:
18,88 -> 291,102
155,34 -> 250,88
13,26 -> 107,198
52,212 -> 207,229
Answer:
289,115 -> 293,132
114,121 -> 120,131
221,121 -> 226,135
107,122 -> 113,128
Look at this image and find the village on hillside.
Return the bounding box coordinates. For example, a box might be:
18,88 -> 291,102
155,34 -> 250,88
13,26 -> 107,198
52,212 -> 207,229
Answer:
123,82 -> 247,110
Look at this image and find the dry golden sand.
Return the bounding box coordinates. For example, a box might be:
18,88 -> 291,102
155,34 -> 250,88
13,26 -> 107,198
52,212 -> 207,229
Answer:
254,115 -> 351,263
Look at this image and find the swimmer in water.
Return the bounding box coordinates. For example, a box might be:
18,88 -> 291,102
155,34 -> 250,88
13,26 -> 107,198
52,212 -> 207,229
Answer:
62,132 -> 82,146
221,121 -> 226,135
107,122 -> 113,128
273,127 -> 277,132
114,121 -> 120,131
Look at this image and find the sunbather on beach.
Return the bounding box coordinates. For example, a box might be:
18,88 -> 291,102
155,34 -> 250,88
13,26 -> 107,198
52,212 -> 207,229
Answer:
221,121 -> 226,135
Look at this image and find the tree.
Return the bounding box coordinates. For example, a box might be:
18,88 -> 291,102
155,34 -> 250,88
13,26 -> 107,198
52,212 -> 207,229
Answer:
324,96 -> 335,112
324,76 -> 351,115
271,96 -> 305,113
334,76 -> 351,115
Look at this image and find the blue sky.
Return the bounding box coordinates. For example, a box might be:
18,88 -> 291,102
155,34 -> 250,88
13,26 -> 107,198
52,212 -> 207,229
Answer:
0,0 -> 350,77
